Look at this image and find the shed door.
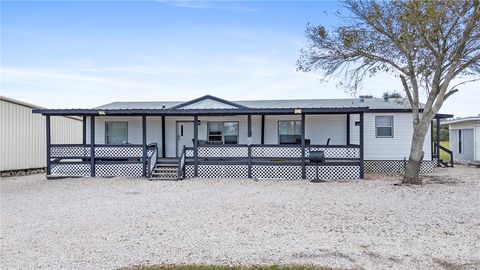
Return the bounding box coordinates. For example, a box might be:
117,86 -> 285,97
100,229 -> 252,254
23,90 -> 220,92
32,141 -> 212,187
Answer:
462,129 -> 474,161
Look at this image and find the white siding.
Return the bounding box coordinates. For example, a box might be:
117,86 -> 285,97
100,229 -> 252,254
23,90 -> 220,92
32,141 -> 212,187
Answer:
87,115 -> 261,157
86,116 -> 163,145
0,99 -> 82,171
350,113 -> 431,160
448,120 -> 480,130
84,113 -> 430,160
264,114 -> 347,145
165,115 -> 261,157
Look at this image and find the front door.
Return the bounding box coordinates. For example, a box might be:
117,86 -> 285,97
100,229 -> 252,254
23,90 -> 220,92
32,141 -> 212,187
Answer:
177,121 -> 194,157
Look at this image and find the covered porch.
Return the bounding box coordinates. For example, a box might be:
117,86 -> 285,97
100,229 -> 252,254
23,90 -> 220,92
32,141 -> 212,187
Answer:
36,106 -> 367,180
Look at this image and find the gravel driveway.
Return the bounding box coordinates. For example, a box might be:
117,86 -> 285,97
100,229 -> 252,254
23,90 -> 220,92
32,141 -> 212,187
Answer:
1,166 -> 480,270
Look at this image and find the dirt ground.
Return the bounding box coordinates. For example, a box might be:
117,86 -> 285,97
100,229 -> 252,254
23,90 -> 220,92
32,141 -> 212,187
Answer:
1,166 -> 479,270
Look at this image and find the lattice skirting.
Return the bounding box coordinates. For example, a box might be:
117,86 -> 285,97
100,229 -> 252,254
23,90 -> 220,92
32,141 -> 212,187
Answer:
51,163 -> 91,177
50,163 -> 144,177
365,159 -> 436,174
184,164 -> 360,180
95,163 -> 143,177
306,165 -> 360,180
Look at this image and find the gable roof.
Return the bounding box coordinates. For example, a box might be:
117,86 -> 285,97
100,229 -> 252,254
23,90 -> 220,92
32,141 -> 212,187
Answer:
170,95 -> 248,109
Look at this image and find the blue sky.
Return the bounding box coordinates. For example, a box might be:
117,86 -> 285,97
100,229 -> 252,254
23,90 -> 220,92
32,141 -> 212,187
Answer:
1,1 -> 478,116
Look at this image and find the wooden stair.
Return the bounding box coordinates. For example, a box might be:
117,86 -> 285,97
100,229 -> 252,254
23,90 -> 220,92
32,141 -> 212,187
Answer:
149,158 -> 179,180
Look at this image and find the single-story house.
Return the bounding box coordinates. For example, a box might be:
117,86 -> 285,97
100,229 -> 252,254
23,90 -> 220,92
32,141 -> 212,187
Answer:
33,95 -> 452,180
0,96 -> 82,176
443,116 -> 480,161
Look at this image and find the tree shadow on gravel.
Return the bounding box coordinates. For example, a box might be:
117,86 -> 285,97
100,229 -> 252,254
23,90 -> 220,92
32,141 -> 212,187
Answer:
434,258 -> 480,270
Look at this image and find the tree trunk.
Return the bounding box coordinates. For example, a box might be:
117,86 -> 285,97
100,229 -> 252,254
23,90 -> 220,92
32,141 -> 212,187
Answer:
403,120 -> 430,184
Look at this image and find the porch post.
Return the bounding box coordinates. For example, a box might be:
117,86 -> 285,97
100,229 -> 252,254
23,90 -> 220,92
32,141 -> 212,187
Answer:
301,113 -> 306,179
82,116 -> 87,145
261,115 -> 265,144
142,115 -> 147,177
430,120 -> 434,160
247,115 -> 252,178
46,115 -> 51,176
346,113 -> 350,145
90,116 -> 95,177
161,115 -> 166,158
436,117 -> 440,166
359,112 -> 364,179
193,115 -> 198,177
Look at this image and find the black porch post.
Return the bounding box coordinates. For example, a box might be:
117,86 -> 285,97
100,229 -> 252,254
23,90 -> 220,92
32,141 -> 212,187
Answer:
161,115 -> 166,158
247,115 -> 252,178
90,116 -> 95,177
301,113 -> 306,179
359,112 -> 364,179
46,115 -> 51,176
431,120 -> 434,160
346,113 -> 350,145
193,115 -> 198,177
82,116 -> 87,145
436,117 -> 440,166
261,115 -> 265,145
142,115 -> 147,177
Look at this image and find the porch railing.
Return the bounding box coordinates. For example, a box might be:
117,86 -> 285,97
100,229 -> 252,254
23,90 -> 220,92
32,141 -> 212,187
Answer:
183,144 -> 361,179
185,144 -> 360,161
177,145 -> 187,179
48,144 -> 158,177
147,143 -> 158,177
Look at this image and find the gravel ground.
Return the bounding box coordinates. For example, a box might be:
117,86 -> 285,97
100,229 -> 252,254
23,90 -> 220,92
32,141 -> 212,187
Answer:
1,166 -> 480,270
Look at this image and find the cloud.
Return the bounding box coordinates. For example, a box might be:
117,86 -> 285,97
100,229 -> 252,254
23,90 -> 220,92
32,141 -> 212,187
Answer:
0,68 -> 161,90
157,1 -> 258,12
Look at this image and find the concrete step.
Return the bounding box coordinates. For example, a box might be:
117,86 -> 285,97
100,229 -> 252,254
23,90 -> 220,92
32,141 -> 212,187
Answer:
149,172 -> 179,180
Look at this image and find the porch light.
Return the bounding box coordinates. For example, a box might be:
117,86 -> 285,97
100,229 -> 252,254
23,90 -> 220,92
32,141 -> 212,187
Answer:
294,109 -> 302,114
98,111 -> 106,115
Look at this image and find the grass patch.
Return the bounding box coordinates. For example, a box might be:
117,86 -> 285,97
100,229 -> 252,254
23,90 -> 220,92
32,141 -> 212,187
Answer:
121,265 -> 340,270
439,141 -> 450,161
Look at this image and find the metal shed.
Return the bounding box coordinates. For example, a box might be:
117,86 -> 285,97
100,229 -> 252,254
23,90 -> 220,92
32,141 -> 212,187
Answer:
0,96 -> 83,173
443,116 -> 480,161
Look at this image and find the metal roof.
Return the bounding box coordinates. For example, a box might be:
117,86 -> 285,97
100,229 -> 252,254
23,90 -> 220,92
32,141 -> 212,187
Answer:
442,115 -> 480,125
95,96 -> 414,110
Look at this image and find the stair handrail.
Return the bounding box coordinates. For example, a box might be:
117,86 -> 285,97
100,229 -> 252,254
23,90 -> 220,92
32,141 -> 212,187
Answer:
177,145 -> 186,180
433,141 -> 454,168
148,143 -> 158,178
437,142 -> 454,167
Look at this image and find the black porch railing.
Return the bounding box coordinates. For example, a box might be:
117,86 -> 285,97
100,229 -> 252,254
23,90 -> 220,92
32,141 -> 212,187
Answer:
181,144 -> 362,180
48,144 -> 158,178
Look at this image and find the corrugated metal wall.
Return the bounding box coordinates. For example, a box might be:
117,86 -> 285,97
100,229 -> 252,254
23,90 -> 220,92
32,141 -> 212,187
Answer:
0,99 -> 82,171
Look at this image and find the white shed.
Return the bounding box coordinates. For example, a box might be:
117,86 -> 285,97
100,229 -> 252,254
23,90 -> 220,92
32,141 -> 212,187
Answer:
444,116 -> 480,161
0,96 -> 83,173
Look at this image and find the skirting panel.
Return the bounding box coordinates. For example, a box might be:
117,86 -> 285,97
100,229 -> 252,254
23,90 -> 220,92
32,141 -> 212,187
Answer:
51,163 -> 91,177
95,163 -> 143,177
252,165 -> 302,179
306,165 -> 360,180
365,159 -> 436,174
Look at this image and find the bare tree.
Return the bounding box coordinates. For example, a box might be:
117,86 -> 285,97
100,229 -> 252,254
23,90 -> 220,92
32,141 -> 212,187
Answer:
297,0 -> 480,184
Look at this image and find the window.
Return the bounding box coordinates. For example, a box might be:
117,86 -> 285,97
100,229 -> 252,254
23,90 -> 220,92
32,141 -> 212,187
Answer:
375,116 -> 394,137
105,122 -> 128,144
278,121 -> 301,144
458,129 -> 462,153
207,122 -> 239,144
